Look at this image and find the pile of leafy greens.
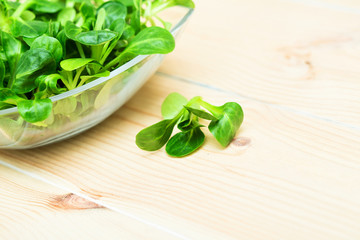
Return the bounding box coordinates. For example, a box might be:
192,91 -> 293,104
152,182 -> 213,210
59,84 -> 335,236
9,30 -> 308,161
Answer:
136,93 -> 244,157
0,0 -> 194,123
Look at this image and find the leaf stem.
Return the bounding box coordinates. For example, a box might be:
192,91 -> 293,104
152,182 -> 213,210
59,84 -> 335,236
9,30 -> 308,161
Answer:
148,17 -> 156,26
72,66 -> 85,89
100,38 -> 119,65
76,42 -> 92,75
149,2 -> 170,16
76,42 -> 86,58
104,51 -> 126,70
101,41 -> 110,59
91,45 -> 103,73
94,8 -> 105,31
198,99 -> 222,118
12,0 -> 34,18
65,71 -> 73,89
77,76 -> 88,88
61,75 -> 72,90
155,15 -> 170,29
91,45 -> 103,63
7,73 -> 16,89
170,108 -> 186,125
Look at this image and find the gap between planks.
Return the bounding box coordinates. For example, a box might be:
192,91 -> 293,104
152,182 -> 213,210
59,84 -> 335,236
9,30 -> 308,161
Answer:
156,71 -> 360,132
0,160 -> 190,240
2,1 -> 360,237
1,73 -> 359,239
280,0 -> 360,14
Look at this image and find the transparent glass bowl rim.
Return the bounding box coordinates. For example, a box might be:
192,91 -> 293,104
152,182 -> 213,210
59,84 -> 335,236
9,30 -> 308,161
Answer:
0,7 -> 194,115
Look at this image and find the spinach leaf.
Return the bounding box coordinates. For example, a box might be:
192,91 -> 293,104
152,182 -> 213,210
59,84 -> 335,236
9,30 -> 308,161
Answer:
105,26 -> 175,69
1,31 -> 22,86
60,58 -> 94,71
124,26 -> 175,55
10,19 -> 48,38
23,37 -> 35,47
31,35 -> 63,63
110,18 -> 126,36
18,98 -> 52,123
21,10 -> 35,21
121,24 -> 135,40
35,74 -> 67,95
64,21 -> 82,40
203,102 -> 244,147
0,88 -> 22,105
56,30 -> 68,57
161,92 -> 187,119
29,0 -> 63,14
130,0 -> 142,33
13,48 -> 56,94
80,2 -> 96,20
76,30 -> 118,46
116,0 -> 134,7
65,20 -> 118,47
57,8 -> 76,26
136,118 -> 180,151
165,127 -> 205,157
97,1 -> 127,28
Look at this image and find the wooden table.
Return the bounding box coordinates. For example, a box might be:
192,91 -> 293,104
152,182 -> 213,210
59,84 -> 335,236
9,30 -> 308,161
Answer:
1,0 -> 360,239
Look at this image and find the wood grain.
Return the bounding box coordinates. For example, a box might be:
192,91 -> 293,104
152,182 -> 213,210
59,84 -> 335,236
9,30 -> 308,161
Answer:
1,74 -> 359,239
0,163 -> 183,240
160,0 -> 360,126
1,0 -> 360,239
301,0 -> 360,10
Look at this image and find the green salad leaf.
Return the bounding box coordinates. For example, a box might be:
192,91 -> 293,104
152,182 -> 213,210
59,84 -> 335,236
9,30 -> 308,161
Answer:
136,119 -> 179,151
204,102 -> 244,147
60,58 -> 94,71
0,0 -> 195,123
136,93 -> 244,157
31,35 -> 63,63
165,126 -> 205,157
13,48 -> 56,94
161,92 -> 188,119
18,98 -> 52,123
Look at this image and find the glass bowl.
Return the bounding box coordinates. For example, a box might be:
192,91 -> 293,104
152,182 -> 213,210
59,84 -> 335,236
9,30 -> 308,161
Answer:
0,7 -> 194,149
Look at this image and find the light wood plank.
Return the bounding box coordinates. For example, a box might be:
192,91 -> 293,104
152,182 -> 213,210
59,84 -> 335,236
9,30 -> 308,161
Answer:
299,0 -> 360,10
1,74 -> 360,239
0,163 -> 183,240
160,0 -> 360,125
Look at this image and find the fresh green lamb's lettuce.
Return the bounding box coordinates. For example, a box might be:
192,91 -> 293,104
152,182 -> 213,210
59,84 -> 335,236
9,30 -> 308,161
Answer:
0,0 -> 195,123
136,93 -> 244,157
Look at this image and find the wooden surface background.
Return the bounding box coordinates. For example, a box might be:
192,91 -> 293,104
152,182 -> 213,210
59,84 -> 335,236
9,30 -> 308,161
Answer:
1,0 -> 360,239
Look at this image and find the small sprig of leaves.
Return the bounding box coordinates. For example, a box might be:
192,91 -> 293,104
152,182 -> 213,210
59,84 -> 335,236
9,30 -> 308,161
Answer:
136,93 -> 244,157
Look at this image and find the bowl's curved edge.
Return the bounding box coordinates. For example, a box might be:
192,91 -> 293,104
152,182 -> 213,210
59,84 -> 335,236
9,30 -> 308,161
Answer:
0,8 -> 194,116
